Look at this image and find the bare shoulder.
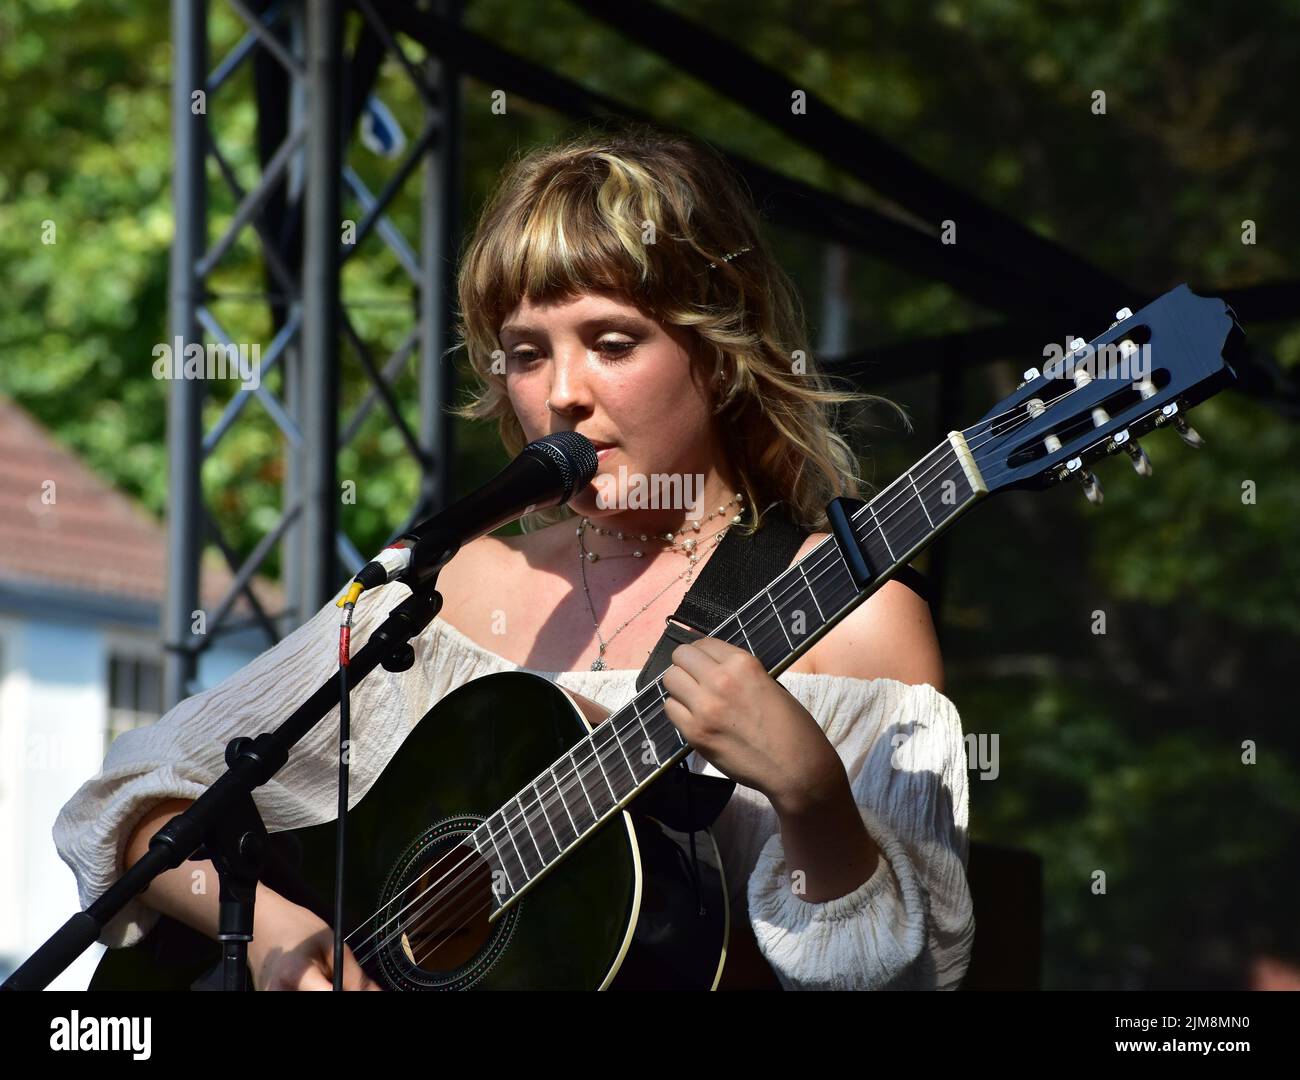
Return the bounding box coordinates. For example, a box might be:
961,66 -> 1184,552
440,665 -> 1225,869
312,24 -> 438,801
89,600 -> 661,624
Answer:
431,532 -> 527,622
431,527 -> 560,626
797,531 -> 945,691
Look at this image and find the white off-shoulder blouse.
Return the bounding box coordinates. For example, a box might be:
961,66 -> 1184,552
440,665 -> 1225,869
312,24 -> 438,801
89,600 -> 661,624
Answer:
52,579 -> 975,991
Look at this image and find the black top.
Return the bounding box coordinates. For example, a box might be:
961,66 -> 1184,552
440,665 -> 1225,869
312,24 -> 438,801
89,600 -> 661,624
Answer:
891,563 -> 935,607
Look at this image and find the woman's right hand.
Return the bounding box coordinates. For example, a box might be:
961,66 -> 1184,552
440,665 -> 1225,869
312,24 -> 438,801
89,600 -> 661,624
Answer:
249,892 -> 383,991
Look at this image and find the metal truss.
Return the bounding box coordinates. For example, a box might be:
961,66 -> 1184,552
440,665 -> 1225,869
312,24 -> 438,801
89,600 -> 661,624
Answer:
163,0 -> 462,707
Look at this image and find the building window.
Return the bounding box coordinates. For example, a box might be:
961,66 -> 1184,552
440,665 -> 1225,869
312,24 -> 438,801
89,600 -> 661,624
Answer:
107,653 -> 162,745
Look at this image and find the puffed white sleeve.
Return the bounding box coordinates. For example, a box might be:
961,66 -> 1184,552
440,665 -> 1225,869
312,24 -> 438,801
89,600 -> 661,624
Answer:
51,580 -> 437,949
746,679 -> 975,990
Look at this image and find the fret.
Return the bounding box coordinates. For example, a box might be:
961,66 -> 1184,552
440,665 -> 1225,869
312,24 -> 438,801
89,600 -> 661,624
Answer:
469,826 -> 492,886
887,474 -> 931,555
854,446 -> 971,568
867,502 -> 895,562
765,588 -> 795,652
591,722 -> 636,796
818,544 -> 864,613
797,562 -> 826,623
772,564 -> 822,655
919,451 -> 973,528
633,684 -> 685,757
482,813 -> 521,894
622,705 -> 675,781
732,611 -> 755,654
627,697 -> 662,770
561,749 -> 600,828
544,767 -> 580,847
856,507 -> 890,579
507,796 -> 545,878
726,606 -> 782,671
604,720 -> 641,784
644,685 -> 686,753
517,779 -> 559,868
526,779 -> 564,860
572,737 -> 618,817
840,449 -> 950,581
909,472 -> 936,530
611,707 -> 661,785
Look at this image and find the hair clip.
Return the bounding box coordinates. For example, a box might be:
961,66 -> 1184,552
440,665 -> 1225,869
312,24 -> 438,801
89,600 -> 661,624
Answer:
707,246 -> 751,270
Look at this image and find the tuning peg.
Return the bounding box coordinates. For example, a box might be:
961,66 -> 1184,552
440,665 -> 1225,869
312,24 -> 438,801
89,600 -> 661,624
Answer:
1063,455 -> 1104,504
1113,429 -> 1153,476
1079,467 -> 1104,505
1174,417 -> 1205,448
1110,307 -> 1133,328
1159,402 -> 1205,449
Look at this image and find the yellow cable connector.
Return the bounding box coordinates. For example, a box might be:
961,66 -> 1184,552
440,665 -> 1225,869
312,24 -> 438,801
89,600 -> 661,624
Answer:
336,581 -> 364,608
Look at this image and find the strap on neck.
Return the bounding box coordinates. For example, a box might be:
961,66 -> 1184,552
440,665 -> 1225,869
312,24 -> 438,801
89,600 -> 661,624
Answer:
634,500 -> 809,692
631,500 -> 810,834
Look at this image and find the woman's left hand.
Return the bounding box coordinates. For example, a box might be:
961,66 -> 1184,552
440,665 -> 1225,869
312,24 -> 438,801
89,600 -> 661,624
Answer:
661,636 -> 844,815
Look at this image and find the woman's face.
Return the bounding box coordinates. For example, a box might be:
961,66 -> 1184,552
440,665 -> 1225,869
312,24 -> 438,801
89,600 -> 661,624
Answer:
499,290 -> 731,529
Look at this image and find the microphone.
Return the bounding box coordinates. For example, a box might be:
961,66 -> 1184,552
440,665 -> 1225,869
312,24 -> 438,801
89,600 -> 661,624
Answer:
349,431 -> 599,593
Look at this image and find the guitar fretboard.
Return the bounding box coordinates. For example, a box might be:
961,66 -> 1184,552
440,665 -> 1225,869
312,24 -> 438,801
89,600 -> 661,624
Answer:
470,432 -> 987,913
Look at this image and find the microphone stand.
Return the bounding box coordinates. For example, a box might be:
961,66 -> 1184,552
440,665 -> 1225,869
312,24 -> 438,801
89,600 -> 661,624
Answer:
1,553 -> 453,991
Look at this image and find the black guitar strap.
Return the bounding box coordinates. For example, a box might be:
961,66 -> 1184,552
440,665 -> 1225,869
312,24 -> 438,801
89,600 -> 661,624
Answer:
631,499 -> 810,833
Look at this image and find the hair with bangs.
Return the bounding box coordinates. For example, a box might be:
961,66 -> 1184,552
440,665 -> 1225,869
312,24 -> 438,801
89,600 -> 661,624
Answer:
448,119 -> 908,535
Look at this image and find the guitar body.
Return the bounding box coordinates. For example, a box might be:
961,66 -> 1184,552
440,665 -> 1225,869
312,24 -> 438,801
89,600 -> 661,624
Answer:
90,671 -> 729,990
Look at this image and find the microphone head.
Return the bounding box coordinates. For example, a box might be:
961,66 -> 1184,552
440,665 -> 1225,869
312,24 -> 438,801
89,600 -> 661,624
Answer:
525,431 -> 599,500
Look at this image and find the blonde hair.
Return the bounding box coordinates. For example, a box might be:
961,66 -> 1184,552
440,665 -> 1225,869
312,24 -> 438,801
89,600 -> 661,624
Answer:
448,119 -> 908,536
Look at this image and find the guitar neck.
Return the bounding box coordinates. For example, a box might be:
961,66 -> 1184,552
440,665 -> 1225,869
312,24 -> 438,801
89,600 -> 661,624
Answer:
474,432 -> 989,916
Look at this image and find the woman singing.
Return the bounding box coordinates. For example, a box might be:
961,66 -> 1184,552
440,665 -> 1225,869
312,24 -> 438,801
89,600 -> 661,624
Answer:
54,121 -> 974,990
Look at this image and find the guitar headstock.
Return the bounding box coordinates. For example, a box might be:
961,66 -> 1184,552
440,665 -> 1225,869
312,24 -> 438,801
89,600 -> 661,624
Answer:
966,284 -> 1244,502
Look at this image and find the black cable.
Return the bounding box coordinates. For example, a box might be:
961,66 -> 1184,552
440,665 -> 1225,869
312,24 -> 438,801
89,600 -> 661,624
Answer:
332,608 -> 353,987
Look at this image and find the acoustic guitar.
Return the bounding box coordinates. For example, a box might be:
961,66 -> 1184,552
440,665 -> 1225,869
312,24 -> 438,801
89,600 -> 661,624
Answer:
90,285 -> 1241,990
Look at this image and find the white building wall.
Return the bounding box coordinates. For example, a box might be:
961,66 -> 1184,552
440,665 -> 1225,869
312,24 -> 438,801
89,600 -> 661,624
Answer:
0,613 -> 262,989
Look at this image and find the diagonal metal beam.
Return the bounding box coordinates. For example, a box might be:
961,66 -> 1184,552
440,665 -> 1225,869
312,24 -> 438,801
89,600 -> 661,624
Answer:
196,306 -> 303,444
207,135 -> 300,296
340,324 -> 421,444
339,310 -> 429,464
198,504 -> 285,645
228,0 -> 304,78
374,2 -> 1057,320
193,501 -> 301,645
355,0 -> 439,110
568,0 -> 1131,324
196,121 -> 307,278
209,0 -> 288,90
201,308 -> 302,452
338,122 -> 439,274
340,166 -> 422,281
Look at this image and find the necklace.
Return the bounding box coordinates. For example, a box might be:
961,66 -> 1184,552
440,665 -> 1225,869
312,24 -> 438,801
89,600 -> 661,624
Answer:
577,502 -> 744,670
578,492 -> 745,562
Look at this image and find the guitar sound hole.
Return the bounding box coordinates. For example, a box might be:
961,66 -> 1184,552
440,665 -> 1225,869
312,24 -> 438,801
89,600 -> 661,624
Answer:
396,842 -> 494,975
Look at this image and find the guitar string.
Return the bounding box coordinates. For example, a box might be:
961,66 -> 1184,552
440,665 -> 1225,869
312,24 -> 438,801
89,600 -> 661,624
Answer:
347,379 -> 1128,970
351,480 -> 946,972
376,363 -> 1168,971
347,384 -> 1111,970
378,366 -> 1159,971
349,380 -> 1121,971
